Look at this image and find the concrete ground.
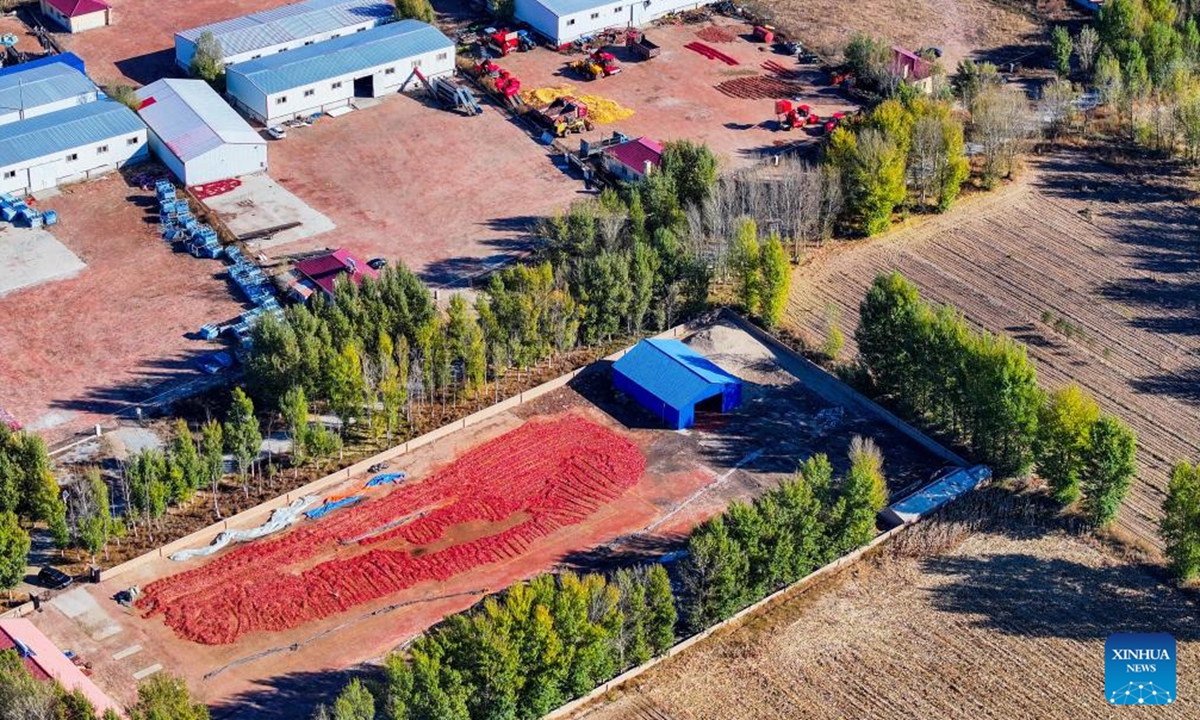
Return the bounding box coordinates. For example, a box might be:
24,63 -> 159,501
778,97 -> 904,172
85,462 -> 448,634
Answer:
496,16 -> 861,167
0,171 -> 246,441
201,174 -> 336,250
263,88 -> 583,286
27,318 -> 947,718
0,226 -> 86,296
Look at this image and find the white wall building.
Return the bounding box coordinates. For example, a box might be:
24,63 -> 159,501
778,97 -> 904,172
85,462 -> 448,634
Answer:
226,20 -> 455,124
39,0 -> 113,34
136,79 -> 267,186
174,0 -> 394,72
0,101 -> 147,195
0,63 -> 97,128
514,0 -> 706,45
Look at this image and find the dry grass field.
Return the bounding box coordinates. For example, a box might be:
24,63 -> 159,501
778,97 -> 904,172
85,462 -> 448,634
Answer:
784,148 -> 1200,549
570,488 -> 1200,719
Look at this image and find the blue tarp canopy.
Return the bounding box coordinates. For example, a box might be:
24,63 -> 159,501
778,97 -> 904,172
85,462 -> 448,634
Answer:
880,465 -> 992,526
612,339 -> 742,430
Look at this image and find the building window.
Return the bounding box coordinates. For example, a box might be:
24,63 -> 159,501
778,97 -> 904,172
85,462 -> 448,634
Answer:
331,33 -> 340,39
437,52 -> 448,60
304,40 -> 314,46
66,153 -> 78,162
278,48 -> 286,53
591,12 -> 599,18
332,81 -> 343,89
304,89 -> 315,97
567,18 -> 576,25
3,171 -> 14,180
127,136 -> 138,146
252,54 -> 262,59
410,60 -> 421,69
97,145 -> 109,154
385,67 -> 396,74
276,96 -> 288,104
357,27 -> 366,32
615,6 -> 623,11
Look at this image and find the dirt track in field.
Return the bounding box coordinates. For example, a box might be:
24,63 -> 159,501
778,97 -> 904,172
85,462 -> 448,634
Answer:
783,148 -> 1200,549
568,489 -> 1200,719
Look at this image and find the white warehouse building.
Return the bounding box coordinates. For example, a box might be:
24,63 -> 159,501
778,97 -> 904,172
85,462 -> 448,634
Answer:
0,62 -> 98,127
226,20 -> 455,125
0,101 -> 147,195
136,79 -> 267,186
174,0 -> 395,71
514,0 -> 706,45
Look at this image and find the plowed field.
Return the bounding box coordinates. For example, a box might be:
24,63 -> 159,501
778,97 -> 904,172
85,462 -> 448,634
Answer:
785,150 -> 1200,548
570,489 -> 1200,719
137,415 -> 645,645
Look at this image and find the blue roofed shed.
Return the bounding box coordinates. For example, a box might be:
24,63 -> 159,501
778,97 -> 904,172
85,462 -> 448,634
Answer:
612,339 -> 742,430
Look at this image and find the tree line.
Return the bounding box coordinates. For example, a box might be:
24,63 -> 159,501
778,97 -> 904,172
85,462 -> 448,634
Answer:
855,272 -> 1137,526
317,566 -> 676,720
0,426 -> 67,598
679,438 -> 888,630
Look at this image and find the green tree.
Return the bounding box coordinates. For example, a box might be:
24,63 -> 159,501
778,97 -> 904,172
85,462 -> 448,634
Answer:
281,385 -> 309,471
127,674 -> 210,720
1035,385 -> 1101,505
1161,460 -> 1200,581
76,469 -> 123,564
190,31 -> 225,85
852,128 -> 907,235
394,0 -> 435,22
1079,416 -> 1137,527
613,568 -> 650,667
1051,26 -> 1073,76
829,437 -> 886,554
200,420 -> 224,517
660,140 -> 719,207
329,678 -> 375,720
328,343 -> 367,432
0,511 -> 29,600
730,218 -> 761,315
757,233 -> 790,328
223,388 -> 262,495
0,648 -> 58,717
679,516 -> 749,629
168,418 -> 202,503
644,563 -> 676,655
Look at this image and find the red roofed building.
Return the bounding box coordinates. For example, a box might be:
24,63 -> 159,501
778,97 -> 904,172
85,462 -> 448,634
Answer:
291,248 -> 379,302
602,137 -> 664,182
0,619 -> 120,714
892,46 -> 934,93
40,0 -> 113,33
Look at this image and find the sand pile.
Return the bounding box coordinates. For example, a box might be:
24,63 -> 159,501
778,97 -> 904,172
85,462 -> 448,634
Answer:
522,85 -> 635,124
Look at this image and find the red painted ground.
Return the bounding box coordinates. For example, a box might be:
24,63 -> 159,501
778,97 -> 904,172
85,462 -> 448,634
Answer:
137,415 -> 645,645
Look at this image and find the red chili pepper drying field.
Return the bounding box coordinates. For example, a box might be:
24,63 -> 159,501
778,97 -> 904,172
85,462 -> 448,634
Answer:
136,415 -> 646,645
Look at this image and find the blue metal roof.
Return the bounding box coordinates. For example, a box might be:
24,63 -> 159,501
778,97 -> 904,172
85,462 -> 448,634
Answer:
0,63 -> 95,115
0,53 -> 86,80
177,0 -> 394,58
227,20 -> 453,95
613,339 -> 741,410
0,100 -> 143,168
887,465 -> 991,521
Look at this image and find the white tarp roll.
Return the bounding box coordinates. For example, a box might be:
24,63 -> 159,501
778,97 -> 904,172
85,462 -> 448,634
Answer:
169,495 -> 320,561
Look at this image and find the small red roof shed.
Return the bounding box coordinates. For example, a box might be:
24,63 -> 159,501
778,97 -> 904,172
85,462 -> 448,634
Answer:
294,248 -> 378,298
603,137 -> 664,179
0,619 -> 120,714
42,0 -> 111,17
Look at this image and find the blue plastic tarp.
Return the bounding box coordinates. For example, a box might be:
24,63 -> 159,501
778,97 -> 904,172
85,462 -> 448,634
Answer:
366,472 -> 407,487
304,495 -> 362,520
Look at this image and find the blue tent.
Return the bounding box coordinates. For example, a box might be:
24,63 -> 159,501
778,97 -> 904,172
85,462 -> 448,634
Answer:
612,339 -> 742,429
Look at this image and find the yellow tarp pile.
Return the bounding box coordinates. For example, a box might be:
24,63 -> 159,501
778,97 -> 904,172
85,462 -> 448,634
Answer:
521,85 -> 635,124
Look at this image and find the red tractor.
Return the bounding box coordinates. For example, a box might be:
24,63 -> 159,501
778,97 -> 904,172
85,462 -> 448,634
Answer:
774,99 -> 811,131
823,111 -> 847,134
485,28 -> 536,56
570,49 -> 621,80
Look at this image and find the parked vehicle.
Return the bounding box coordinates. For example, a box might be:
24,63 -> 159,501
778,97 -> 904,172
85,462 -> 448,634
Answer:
37,566 -> 73,590
267,126 -> 287,140
626,31 -> 660,60
367,257 -> 388,270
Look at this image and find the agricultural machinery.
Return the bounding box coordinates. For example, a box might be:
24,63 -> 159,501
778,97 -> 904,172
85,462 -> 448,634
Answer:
774,99 -> 811,131
484,28 -> 535,56
570,49 -> 621,80
533,96 -> 594,137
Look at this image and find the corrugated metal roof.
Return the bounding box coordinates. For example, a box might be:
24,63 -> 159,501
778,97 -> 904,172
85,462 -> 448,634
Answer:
0,100 -> 144,168
177,0 -> 394,58
532,0 -> 624,18
135,79 -> 261,162
885,465 -> 991,523
605,137 -> 663,173
44,0 -> 111,17
0,63 -> 95,115
227,20 -> 453,96
613,339 -> 741,410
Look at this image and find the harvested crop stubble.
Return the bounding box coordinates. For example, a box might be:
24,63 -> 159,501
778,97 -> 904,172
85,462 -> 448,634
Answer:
522,85 -> 635,124
136,415 -> 646,645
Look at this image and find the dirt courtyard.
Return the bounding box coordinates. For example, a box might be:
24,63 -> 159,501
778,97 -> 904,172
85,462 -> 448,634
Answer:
0,171 -> 246,442
785,149 -> 1200,549
496,17 -> 860,168
30,318 -> 948,717
569,489 -> 1199,720
259,89 -> 582,287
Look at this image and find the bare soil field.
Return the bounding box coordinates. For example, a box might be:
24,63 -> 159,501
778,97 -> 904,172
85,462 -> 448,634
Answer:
30,318 -> 946,717
570,488 -> 1200,720
785,148 -> 1200,548
0,171 -> 246,442
262,89 -> 581,287
749,0 -> 1049,70
495,17 -> 860,168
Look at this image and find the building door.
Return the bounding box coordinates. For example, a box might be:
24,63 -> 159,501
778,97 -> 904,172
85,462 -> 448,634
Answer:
353,75 -> 374,98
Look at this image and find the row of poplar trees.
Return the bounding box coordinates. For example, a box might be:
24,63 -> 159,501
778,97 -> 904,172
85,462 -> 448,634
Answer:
856,272 -> 1137,526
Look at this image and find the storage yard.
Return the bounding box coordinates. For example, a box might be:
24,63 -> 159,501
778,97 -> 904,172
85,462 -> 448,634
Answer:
785,149 -> 1200,549
566,488 -> 1200,720
30,318 -> 949,715
0,171 -> 245,440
